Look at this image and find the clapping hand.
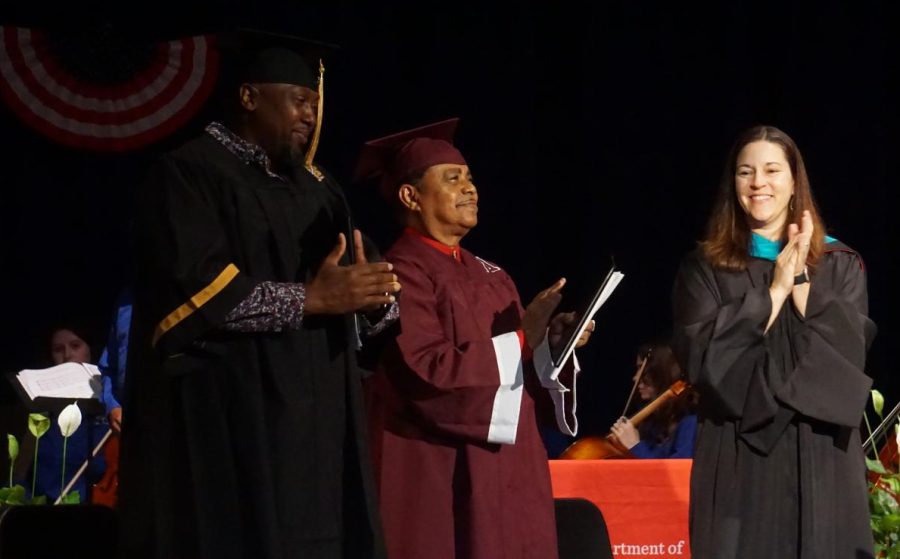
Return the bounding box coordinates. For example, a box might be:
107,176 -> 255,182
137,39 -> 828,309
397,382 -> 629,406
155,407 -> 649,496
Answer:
305,230 -> 402,315
522,278 -> 566,349
772,210 -> 814,296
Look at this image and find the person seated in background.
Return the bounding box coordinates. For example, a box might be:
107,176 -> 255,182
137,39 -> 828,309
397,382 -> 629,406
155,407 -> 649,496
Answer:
98,288 -> 132,433
30,323 -> 107,501
89,287 -> 133,507
609,342 -> 697,458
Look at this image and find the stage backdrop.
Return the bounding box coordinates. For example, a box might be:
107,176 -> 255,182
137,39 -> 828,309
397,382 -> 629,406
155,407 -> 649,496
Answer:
0,1 -> 897,442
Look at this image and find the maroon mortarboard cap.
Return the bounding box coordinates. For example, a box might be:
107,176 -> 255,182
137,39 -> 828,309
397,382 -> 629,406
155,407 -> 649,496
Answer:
354,118 -> 467,197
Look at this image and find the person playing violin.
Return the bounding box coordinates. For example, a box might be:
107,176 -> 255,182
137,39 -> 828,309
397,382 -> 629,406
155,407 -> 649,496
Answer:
610,342 -> 697,458
31,323 -> 108,502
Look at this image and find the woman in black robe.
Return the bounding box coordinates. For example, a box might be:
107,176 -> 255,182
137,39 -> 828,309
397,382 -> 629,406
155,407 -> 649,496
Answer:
672,125 -> 875,558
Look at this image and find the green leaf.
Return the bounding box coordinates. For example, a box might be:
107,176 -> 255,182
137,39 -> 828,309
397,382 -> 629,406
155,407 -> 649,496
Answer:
885,477 -> 900,495
7,434 -> 18,461
0,484 -> 26,505
28,494 -> 47,505
8,485 -> 24,501
28,413 -> 50,439
59,490 -> 81,505
872,389 -> 885,419
867,457 -> 889,474
882,513 -> 900,532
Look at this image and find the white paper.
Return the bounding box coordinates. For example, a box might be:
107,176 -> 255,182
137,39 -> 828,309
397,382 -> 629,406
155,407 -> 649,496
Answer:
586,271 -> 625,322
15,362 -> 102,400
552,270 -> 624,373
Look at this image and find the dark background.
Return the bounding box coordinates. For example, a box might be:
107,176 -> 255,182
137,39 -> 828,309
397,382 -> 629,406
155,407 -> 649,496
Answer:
1,2 -> 897,449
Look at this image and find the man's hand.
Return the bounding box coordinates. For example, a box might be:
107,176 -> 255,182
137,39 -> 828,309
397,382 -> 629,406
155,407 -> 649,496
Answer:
522,278 -> 566,349
305,230 -> 402,315
109,407 -> 122,434
548,312 -> 595,353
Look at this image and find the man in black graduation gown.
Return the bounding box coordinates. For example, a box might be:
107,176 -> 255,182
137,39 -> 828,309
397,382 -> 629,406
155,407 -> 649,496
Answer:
118,42 -> 399,559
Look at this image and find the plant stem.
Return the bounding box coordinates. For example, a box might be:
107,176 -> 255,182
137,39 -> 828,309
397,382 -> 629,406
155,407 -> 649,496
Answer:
8,461 -> 12,488
31,438 -> 39,498
61,436 -> 67,497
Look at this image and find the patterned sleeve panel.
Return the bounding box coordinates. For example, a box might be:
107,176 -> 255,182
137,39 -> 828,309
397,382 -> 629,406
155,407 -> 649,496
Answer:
359,301 -> 400,338
222,281 -> 305,332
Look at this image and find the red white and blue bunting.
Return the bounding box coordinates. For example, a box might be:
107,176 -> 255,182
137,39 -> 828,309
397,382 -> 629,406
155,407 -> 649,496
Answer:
0,26 -> 219,151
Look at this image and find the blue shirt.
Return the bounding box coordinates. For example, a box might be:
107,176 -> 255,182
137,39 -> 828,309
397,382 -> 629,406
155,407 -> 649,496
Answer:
98,288 -> 132,414
30,414 -> 107,501
630,414 -> 698,459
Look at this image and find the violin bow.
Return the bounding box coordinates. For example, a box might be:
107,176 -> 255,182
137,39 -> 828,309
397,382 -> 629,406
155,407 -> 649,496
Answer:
863,400 -> 900,455
620,352 -> 650,418
54,428 -> 113,505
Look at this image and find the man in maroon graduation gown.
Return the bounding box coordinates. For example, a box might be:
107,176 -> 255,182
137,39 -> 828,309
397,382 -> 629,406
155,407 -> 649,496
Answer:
357,119 -> 592,559
119,40 -> 399,559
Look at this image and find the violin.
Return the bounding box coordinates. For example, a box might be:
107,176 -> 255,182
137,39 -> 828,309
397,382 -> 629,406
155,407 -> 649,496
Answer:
52,427 -> 119,506
559,380 -> 689,459
91,432 -> 119,507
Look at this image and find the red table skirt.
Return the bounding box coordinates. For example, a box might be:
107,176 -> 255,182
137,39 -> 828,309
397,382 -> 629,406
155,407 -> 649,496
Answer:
550,459 -> 692,558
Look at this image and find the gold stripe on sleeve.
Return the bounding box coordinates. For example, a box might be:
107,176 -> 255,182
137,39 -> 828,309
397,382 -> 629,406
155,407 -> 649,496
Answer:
152,263 -> 240,346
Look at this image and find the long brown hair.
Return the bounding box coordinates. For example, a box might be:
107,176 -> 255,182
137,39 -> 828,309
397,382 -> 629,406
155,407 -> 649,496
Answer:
636,343 -> 697,444
700,125 -> 826,271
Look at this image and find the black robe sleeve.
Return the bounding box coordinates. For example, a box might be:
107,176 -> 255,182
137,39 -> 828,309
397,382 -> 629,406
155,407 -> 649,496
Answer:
673,249 -> 874,431
672,251 -> 772,419
136,154 -> 257,357
775,251 -> 875,426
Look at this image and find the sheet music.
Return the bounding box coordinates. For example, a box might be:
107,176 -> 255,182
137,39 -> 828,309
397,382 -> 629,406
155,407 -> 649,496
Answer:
585,271 -> 624,323
15,362 -> 102,400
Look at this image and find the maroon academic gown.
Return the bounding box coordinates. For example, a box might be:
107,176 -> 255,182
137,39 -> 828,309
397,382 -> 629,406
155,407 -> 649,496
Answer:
366,230 -> 578,559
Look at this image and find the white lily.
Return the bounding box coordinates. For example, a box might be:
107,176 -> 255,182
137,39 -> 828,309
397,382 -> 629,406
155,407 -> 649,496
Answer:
57,403 -> 82,438
896,419 -> 900,470
55,402 -> 82,502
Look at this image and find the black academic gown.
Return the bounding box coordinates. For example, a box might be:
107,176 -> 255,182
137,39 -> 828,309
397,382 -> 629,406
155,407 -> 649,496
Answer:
118,134 -> 385,559
672,243 -> 876,559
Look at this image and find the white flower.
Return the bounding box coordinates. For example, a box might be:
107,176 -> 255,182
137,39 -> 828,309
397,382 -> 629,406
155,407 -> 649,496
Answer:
895,420 -> 900,468
57,403 -> 82,438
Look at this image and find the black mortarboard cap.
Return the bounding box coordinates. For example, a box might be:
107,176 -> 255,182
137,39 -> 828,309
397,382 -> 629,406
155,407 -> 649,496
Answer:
217,27 -> 338,89
354,118 -> 466,196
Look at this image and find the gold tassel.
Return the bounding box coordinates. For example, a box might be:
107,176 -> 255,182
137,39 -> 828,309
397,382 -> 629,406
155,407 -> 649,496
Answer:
304,59 -> 325,181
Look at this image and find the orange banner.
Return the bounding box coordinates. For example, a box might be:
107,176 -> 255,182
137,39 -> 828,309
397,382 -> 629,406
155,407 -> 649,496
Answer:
550,459 -> 692,558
